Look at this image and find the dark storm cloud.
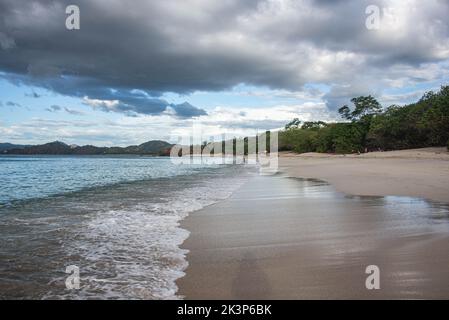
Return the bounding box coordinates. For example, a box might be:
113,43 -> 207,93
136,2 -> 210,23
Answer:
0,0 -> 269,91
82,95 -> 207,118
323,85 -> 379,111
0,0 -> 449,113
168,102 -> 208,118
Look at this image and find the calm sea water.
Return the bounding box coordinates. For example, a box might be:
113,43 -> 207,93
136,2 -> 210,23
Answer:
0,155 -> 224,205
0,155 -> 252,299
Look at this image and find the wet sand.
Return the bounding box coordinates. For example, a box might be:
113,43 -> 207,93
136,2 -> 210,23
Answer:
279,147 -> 449,203
177,173 -> 449,299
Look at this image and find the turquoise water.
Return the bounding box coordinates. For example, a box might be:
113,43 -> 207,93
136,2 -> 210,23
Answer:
0,155 -> 252,299
0,155 -> 213,205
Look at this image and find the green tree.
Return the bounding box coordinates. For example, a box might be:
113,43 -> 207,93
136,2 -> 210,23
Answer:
417,86 -> 449,146
301,121 -> 328,130
338,96 -> 382,121
285,118 -> 301,130
338,95 -> 383,151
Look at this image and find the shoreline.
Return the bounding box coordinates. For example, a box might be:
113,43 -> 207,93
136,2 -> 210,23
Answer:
177,148 -> 449,299
278,147 -> 449,204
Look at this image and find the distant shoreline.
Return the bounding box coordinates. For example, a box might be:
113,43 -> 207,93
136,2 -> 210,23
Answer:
0,154 -> 169,157
1,140 -> 173,156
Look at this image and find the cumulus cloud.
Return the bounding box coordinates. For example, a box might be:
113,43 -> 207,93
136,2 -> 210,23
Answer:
0,0 -> 448,115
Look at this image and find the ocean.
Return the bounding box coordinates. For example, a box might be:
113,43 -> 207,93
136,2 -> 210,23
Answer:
0,155 -> 253,299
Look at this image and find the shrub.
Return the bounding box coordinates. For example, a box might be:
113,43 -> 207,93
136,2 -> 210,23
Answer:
279,128 -> 318,153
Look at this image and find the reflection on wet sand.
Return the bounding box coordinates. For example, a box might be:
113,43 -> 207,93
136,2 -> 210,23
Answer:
178,174 -> 449,299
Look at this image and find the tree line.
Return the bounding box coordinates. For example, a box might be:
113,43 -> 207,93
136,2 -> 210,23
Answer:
279,85 -> 449,154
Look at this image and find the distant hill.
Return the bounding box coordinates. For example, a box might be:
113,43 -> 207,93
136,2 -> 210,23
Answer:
4,140 -> 173,156
137,140 -> 173,154
0,143 -> 31,153
11,141 -> 73,155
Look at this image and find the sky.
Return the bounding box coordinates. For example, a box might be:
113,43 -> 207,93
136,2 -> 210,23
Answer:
0,0 -> 449,146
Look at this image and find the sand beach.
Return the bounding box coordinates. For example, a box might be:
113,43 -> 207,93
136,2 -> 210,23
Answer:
177,148 -> 449,299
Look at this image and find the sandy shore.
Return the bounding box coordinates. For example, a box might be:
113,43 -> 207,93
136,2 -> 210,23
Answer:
279,147 -> 449,203
177,148 -> 449,299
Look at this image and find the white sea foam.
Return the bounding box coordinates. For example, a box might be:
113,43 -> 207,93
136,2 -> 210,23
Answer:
43,168 -> 250,299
